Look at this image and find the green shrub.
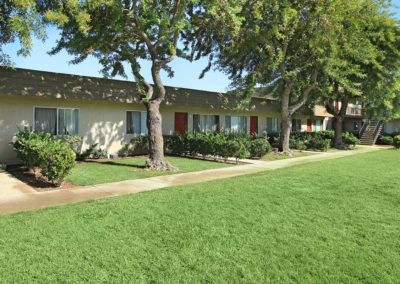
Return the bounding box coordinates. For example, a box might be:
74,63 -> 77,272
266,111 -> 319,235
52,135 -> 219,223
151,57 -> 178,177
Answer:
306,138 -> 331,152
77,143 -> 97,161
249,138 -> 272,158
393,135 -> 400,149
118,144 -> 130,157
342,132 -> 360,147
38,140 -> 76,185
91,147 -> 108,159
11,129 -> 53,170
377,135 -> 394,145
225,140 -> 250,162
119,136 -> 150,157
316,130 -> 335,141
290,138 -> 307,151
165,132 -> 263,160
77,143 -> 108,160
11,128 -> 76,185
58,135 -> 82,154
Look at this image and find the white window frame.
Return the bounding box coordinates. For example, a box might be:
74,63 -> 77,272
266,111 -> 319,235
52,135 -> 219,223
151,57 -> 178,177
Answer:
33,106 -> 80,136
125,110 -> 148,136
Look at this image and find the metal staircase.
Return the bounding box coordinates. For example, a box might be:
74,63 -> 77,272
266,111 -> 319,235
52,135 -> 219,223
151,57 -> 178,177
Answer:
359,120 -> 384,146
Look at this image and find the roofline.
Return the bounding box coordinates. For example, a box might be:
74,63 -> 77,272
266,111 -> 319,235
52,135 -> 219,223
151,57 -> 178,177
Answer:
0,66 -> 227,96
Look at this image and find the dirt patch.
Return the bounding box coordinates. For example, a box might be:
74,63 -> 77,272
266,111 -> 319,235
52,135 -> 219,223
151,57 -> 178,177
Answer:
6,165 -> 75,192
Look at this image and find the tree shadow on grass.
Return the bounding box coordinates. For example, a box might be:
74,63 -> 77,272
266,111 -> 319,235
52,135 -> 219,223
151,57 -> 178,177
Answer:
83,160 -> 147,169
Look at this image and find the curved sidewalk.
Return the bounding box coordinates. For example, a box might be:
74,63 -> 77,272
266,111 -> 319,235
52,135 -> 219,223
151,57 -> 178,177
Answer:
0,146 -> 384,215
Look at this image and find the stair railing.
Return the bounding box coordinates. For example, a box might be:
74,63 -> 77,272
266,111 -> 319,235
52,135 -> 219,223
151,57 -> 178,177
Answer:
359,121 -> 368,138
372,120 -> 383,145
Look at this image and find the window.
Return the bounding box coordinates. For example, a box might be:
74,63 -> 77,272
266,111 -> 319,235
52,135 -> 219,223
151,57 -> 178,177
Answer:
313,119 -> 323,132
225,116 -> 247,132
58,108 -> 79,135
34,107 -> 79,135
292,119 -> 302,132
126,111 -> 148,135
193,114 -> 219,132
327,119 -> 334,130
266,117 -> 279,133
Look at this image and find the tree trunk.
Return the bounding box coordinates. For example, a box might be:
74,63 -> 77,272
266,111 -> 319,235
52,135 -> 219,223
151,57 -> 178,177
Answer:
281,113 -> 292,153
145,100 -> 171,170
143,63 -> 173,171
281,87 -> 292,154
333,116 -> 344,147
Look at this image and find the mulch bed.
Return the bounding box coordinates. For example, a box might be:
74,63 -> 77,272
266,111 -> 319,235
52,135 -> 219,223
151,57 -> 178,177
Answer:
6,165 -> 75,192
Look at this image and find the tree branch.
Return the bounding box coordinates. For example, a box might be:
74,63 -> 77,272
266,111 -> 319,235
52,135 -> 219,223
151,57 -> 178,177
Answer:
289,68 -> 318,115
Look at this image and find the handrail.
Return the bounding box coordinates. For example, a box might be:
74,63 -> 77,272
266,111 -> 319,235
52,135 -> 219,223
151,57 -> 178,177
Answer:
372,120 -> 383,145
359,121 -> 368,138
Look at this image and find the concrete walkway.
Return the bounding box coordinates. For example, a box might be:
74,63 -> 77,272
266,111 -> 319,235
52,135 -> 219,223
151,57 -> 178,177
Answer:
0,146 -> 384,215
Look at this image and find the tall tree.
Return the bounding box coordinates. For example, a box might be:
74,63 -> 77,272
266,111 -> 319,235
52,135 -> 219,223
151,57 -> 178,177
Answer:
189,0 -> 364,153
45,0 -> 235,170
320,0 -> 400,147
0,0 -> 46,65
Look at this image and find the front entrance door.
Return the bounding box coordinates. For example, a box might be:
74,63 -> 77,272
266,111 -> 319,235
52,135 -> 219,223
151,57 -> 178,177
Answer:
250,116 -> 258,136
175,112 -> 188,134
307,119 -> 313,132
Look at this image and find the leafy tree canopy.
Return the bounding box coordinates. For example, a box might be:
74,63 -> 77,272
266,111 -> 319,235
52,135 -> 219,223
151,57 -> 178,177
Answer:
0,0 -> 46,65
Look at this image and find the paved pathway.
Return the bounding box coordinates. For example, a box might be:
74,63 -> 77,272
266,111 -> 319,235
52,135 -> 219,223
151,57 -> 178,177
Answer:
0,146 -> 384,215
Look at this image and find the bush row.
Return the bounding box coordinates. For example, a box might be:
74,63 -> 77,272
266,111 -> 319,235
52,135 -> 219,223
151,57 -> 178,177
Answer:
268,130 -> 359,151
11,129 -> 76,185
118,136 -> 149,158
394,135 -> 400,149
164,132 -> 272,161
377,133 -> 400,146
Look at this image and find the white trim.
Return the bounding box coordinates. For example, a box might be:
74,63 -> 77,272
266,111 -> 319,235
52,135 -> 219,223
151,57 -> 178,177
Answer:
33,106 -> 80,135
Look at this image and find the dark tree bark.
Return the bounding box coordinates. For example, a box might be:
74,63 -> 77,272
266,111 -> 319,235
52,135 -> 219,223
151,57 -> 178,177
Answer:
279,66 -> 318,153
143,62 -> 174,170
333,116 -> 344,146
145,100 -> 170,170
325,96 -> 349,148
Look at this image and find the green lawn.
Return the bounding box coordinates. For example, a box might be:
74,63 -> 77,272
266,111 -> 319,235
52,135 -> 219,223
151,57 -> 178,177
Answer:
67,156 -> 231,186
0,150 -> 399,283
261,150 -> 315,161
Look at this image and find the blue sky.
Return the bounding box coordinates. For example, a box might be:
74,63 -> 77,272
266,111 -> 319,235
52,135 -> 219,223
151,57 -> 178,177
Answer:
3,1 -> 400,93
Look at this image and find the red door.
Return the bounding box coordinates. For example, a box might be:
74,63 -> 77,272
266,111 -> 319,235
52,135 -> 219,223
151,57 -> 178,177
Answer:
175,112 -> 188,134
250,116 -> 258,136
307,119 -> 313,132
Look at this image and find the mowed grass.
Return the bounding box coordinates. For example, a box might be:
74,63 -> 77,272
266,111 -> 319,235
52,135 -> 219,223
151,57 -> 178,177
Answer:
261,150 -> 315,161
0,150 -> 399,283
67,156 -> 231,186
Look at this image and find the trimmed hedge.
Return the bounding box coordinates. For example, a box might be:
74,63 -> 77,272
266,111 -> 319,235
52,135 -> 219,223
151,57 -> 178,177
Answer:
377,135 -> 394,145
164,132 -> 271,161
393,135 -> 400,149
11,129 -> 76,185
269,130 -> 359,151
118,136 -> 149,157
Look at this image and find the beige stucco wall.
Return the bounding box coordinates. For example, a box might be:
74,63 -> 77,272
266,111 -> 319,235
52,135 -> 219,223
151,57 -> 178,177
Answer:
0,96 -> 150,164
0,95 -> 330,164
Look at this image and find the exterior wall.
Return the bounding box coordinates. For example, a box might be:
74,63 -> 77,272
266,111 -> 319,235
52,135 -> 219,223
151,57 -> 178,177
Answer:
384,119 -> 400,134
0,96 -> 143,164
0,95 -> 332,164
0,68 -> 335,164
343,117 -> 364,133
